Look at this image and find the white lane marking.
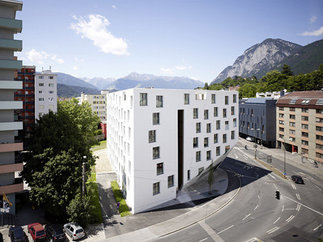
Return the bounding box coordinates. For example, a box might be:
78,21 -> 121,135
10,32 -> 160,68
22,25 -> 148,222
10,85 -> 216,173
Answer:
234,154 -> 238,159
285,196 -> 323,216
273,184 -> 278,190
291,183 -> 296,190
282,205 -> 285,212
254,204 -> 259,211
245,238 -> 260,242
286,215 -> 295,222
296,204 -> 301,211
315,184 -> 322,191
242,213 -> 251,220
296,193 -> 301,200
269,174 -> 276,180
313,224 -> 322,231
273,217 -> 280,224
257,194 -> 260,199
199,238 -> 208,242
199,220 -> 224,242
266,226 -> 279,234
218,225 -> 234,235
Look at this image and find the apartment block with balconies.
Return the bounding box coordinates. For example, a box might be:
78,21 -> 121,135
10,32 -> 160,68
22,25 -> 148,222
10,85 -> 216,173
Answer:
276,90 -> 323,164
0,0 -> 23,214
80,90 -> 108,122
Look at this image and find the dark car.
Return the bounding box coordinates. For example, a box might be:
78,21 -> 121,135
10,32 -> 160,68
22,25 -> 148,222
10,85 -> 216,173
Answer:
291,175 -> 304,184
0,231 -> 3,242
8,226 -> 27,242
45,224 -> 66,242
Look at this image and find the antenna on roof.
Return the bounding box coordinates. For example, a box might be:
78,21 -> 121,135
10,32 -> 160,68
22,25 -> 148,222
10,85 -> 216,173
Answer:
49,66 -> 51,71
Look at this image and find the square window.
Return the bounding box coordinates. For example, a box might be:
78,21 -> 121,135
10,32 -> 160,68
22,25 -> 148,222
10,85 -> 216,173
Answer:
168,175 -> 174,188
157,163 -> 164,175
204,110 -> 209,120
153,182 -> 160,195
140,93 -> 148,106
149,130 -> 156,143
193,137 -> 198,148
193,108 -> 198,119
207,150 -> 211,160
184,93 -> 190,104
156,95 -> 163,108
196,151 -> 201,162
153,147 -> 160,159
204,137 -> 209,147
196,122 -> 201,133
153,113 -> 160,125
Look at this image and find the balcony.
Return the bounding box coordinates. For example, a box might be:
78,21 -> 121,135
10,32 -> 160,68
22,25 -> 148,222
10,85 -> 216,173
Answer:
0,59 -> 22,71
0,17 -> 22,33
0,163 -> 23,174
0,100 -> 22,110
0,121 -> 22,131
0,80 -> 22,90
0,38 -> 22,51
0,142 -> 23,152
0,182 -> 23,194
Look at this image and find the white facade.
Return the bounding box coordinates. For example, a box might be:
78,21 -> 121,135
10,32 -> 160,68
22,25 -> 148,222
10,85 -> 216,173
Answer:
106,88 -> 239,214
34,70 -> 57,121
256,89 -> 287,99
80,90 -> 108,122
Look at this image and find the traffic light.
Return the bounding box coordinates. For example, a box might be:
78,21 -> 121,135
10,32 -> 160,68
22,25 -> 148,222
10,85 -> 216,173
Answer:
275,190 -> 280,200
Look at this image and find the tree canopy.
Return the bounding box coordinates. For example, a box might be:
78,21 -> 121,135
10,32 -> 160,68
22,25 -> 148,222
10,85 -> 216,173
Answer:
22,98 -> 100,220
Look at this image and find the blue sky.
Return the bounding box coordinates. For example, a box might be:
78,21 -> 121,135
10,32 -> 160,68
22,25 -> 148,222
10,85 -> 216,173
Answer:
16,0 -> 323,83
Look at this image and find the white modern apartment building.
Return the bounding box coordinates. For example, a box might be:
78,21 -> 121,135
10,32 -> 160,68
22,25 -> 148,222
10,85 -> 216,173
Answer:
34,69 -> 57,121
106,88 -> 238,213
0,0 -> 23,214
80,90 -> 108,122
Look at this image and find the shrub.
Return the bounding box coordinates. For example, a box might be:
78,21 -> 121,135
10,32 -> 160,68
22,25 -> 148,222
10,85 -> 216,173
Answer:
111,181 -> 131,217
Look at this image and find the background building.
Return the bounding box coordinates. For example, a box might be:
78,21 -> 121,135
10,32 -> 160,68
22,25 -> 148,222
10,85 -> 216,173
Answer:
0,0 -> 23,214
256,89 -> 287,99
276,91 -> 323,164
106,88 -> 238,213
239,98 -> 277,147
34,69 -> 57,121
14,66 -> 36,139
80,90 -> 108,122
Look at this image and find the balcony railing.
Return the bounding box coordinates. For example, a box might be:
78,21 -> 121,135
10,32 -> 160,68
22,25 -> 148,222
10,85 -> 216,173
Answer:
0,182 -> 24,194
0,163 -> 23,174
0,141 -> 23,153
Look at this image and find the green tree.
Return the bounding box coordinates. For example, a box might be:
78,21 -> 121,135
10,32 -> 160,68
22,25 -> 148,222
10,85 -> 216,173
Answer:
22,99 -> 100,220
67,193 -> 93,227
281,64 -> 293,76
204,82 -> 209,89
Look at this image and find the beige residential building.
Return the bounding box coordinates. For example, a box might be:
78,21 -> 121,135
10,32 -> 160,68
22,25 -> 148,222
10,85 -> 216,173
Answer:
80,90 -> 108,122
276,91 -> 323,164
0,0 -> 23,214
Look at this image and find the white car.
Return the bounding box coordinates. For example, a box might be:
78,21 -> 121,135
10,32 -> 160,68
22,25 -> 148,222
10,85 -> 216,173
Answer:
63,223 -> 85,241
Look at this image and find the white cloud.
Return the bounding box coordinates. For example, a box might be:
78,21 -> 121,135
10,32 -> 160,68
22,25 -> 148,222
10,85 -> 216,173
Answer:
71,14 -> 129,56
112,5 -> 117,9
74,57 -> 84,63
301,26 -> 323,36
160,67 -> 174,75
310,16 -> 317,23
73,65 -> 79,70
25,49 -> 64,65
175,65 -> 192,71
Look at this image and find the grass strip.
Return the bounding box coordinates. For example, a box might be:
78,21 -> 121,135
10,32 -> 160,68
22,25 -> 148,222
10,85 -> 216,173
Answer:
87,172 -> 103,223
91,140 -> 107,151
111,180 -> 131,217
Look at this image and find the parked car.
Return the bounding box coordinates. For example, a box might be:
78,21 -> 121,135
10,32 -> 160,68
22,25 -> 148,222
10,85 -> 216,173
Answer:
291,175 -> 304,184
8,226 -> 27,242
28,223 -> 46,241
45,224 -> 66,242
63,223 -> 85,241
0,231 -> 3,242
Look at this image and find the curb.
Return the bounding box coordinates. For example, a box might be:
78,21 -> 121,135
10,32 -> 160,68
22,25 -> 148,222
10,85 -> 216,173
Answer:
159,171 -> 241,238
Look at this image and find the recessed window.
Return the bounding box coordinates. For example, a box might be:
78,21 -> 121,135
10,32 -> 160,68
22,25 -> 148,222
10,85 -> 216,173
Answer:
157,163 -> 164,175
233,94 -> 237,103
206,123 -> 211,133
153,147 -> 160,159
184,93 -> 190,104
39,83 -> 44,86
290,114 -> 295,119
153,113 -> 160,125
49,83 -> 54,87
187,170 -> 190,180
233,118 -> 237,127
168,175 -> 174,188
225,145 -> 230,153
214,133 -> 218,143
153,182 -> 160,195
49,76 -> 54,79
196,151 -> 201,162
223,134 -> 227,143
302,108 -> 308,113
223,109 -> 227,118
206,150 -> 211,160
225,96 -> 229,105
39,76 -> 44,79
216,120 -> 220,130
193,108 -> 198,119
140,93 -> 148,106
301,124 -> 308,129
196,122 -> 201,133
149,130 -> 156,143
39,98 -> 44,101
231,106 -> 235,115
225,121 -> 229,130
231,130 -> 235,140
156,95 -> 163,108
204,110 -> 209,120
193,137 -> 198,148
204,137 -> 209,147
216,146 -> 220,156
214,107 -> 218,117
211,94 -> 216,104
49,90 -> 54,94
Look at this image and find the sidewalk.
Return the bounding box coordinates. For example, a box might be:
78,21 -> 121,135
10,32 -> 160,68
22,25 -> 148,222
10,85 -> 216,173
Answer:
238,138 -> 323,178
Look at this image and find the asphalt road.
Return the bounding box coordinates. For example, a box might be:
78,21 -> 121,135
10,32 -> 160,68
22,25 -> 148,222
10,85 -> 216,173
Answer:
156,141 -> 323,242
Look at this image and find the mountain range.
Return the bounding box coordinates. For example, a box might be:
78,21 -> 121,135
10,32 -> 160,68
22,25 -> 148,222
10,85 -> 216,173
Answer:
212,38 -> 323,84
